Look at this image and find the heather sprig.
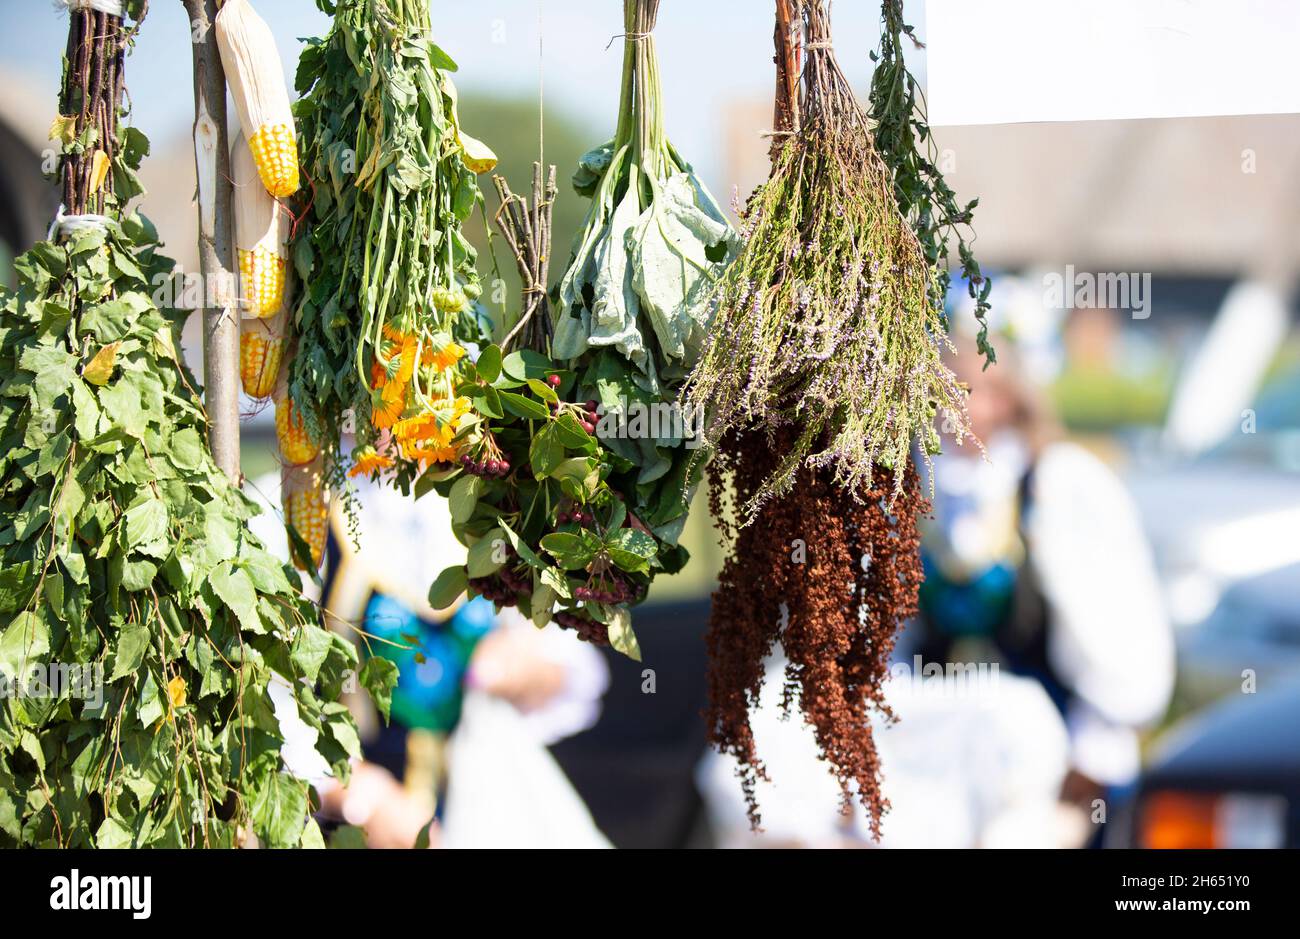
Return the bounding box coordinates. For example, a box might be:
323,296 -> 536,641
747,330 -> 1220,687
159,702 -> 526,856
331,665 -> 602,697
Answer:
683,0 -> 970,519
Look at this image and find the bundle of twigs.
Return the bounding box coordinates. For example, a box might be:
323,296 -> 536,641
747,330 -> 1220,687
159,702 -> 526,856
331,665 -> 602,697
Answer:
56,1 -> 143,216
492,163 -> 558,355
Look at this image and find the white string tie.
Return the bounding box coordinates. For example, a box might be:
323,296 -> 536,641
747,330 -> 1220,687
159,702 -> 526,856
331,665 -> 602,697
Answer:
47,204 -> 111,242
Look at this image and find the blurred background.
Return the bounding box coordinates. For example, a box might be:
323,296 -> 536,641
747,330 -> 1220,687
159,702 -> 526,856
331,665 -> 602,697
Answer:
2,0 -> 1297,848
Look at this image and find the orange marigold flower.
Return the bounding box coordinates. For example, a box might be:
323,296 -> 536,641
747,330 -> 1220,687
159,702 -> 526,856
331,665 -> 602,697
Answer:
393,411 -> 440,444
348,447 -> 395,478
371,389 -> 404,430
410,444 -> 459,467
395,340 -> 418,385
428,340 -> 466,373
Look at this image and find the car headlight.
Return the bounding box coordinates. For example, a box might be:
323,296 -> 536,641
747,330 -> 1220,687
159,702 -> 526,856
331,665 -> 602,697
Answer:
1138,790 -> 1287,848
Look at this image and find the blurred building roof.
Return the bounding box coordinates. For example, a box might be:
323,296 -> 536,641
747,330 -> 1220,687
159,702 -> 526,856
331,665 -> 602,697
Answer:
726,101 -> 1300,281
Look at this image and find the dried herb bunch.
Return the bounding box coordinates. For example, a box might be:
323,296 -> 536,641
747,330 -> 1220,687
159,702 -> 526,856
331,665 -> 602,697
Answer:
868,0 -> 994,365
697,0 -> 953,837
706,428 -> 926,835
684,0 -> 971,517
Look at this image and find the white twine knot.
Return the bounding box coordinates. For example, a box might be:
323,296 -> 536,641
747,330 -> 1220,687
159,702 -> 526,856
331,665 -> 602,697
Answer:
47,204 -> 111,242
54,0 -> 125,16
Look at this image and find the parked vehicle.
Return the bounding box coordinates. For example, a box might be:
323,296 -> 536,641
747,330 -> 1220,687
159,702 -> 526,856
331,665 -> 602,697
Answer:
1116,678 -> 1300,848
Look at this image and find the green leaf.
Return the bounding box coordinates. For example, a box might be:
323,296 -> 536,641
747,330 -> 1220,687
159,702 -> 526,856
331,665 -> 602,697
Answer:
530,582 -> 557,627
605,606 -> 642,661
300,817 -> 327,849
448,473 -> 481,524
502,348 -> 553,382
0,612 -> 49,679
122,496 -> 168,551
209,563 -> 264,635
529,423 -> 564,478
324,703 -> 362,760
95,817 -> 135,849
328,825 -> 368,849
428,566 -> 468,610
475,344 -> 502,383
290,623 -> 334,683
169,427 -> 205,471
109,619 -> 150,681
96,375 -> 145,439
607,527 -> 657,560
466,534 -> 506,578
539,532 -> 596,571
553,412 -> 594,449
540,565 -> 572,599
250,772 -> 309,849
496,519 -> 546,569
526,378 -> 559,404
499,390 -> 550,421
360,657 -> 399,724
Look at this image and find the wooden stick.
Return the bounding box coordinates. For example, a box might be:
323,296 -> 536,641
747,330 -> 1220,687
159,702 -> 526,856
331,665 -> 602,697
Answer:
772,0 -> 802,160
183,0 -> 240,481
493,163 -> 557,354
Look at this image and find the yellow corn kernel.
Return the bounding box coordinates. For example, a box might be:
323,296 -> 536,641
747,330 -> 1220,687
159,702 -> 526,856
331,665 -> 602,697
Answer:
247,122 -> 299,199
282,463 -> 327,572
238,246 -> 286,318
240,329 -> 284,399
275,395 -> 318,466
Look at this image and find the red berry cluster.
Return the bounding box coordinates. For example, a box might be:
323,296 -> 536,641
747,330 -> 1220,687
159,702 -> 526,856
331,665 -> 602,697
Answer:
460,452 -> 511,478
554,610 -> 610,647
469,560 -> 529,608
573,577 -> 637,604
578,399 -> 600,435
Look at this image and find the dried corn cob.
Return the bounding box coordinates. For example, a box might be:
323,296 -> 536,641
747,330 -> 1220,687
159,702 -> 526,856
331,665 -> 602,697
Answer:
240,312 -> 286,399
275,396 -> 319,466
282,456 -> 328,571
215,0 -> 300,198
274,371 -> 319,466
231,131 -> 290,318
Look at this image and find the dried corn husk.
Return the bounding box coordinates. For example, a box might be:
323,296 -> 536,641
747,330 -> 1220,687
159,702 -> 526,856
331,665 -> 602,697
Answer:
215,0 -> 299,198
231,130 -> 290,318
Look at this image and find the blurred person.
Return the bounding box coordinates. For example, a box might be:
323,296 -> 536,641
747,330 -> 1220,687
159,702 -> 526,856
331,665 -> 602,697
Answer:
248,455 -> 609,848
696,652 -> 1070,848
912,335 -> 1175,843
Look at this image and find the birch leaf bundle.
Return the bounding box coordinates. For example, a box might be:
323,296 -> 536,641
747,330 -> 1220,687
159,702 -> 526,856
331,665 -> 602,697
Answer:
683,0 -> 972,519
0,6 -> 366,847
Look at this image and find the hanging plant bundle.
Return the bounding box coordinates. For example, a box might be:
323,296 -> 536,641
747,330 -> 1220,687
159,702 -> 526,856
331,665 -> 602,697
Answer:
706,429 -> 925,835
0,5 -> 373,847
683,0 -> 971,515
868,0 -> 994,365
691,0 -> 981,835
427,170 -> 651,655
423,0 -> 738,658
427,168 -> 684,659
289,0 -> 498,499
552,0 -> 739,550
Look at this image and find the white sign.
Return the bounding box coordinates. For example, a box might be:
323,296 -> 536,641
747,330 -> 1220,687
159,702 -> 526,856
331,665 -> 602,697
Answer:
925,0 -> 1300,126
